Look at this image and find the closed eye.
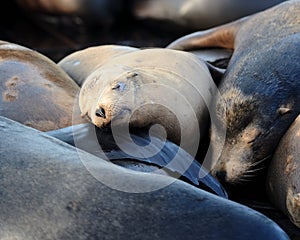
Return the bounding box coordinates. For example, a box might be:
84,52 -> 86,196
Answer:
112,82 -> 126,91
247,132 -> 262,144
112,84 -> 120,90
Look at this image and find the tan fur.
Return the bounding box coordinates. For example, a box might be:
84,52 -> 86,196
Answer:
267,115 -> 300,228
58,45 -> 139,86
78,46 -> 216,155
0,41 -> 85,131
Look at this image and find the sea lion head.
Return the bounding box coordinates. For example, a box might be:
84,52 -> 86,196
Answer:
79,65 -> 180,141
80,66 -> 142,128
210,86 -> 297,184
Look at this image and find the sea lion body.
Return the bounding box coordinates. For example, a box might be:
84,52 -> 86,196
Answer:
267,115 -> 300,228
0,40 -> 83,131
130,0 -> 286,31
168,1 -> 300,183
0,116 -> 290,240
58,45 -> 139,86
78,47 -> 217,156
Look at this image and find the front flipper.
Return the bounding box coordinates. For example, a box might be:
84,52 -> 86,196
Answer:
46,123 -> 228,198
167,16 -> 248,51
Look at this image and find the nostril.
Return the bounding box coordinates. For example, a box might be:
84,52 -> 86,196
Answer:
215,170 -> 227,182
95,107 -> 106,119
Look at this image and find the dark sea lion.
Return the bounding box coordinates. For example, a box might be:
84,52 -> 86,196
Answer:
167,1 -> 300,183
267,115 -> 300,228
130,0 -> 286,32
45,122 -> 228,198
0,116 -> 290,239
0,40 -> 84,131
58,45 -> 139,87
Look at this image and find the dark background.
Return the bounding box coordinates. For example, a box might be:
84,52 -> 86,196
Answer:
0,1 -> 184,63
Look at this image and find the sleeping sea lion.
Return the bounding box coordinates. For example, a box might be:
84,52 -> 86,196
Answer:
0,116 -> 290,239
0,40 -> 84,131
267,114 -> 300,228
167,0 -> 300,183
77,47 -> 222,157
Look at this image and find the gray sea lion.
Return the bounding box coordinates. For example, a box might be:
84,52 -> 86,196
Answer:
167,1 -> 300,183
77,47 -> 219,157
58,45 -> 139,86
0,40 -> 84,131
130,0 -> 286,31
267,115 -> 300,229
0,116 -> 290,239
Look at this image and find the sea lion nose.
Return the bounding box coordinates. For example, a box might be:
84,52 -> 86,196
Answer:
215,170 -> 227,182
95,107 -> 106,119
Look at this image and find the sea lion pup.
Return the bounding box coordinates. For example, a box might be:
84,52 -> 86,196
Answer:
167,1 -> 300,183
267,115 -> 300,229
0,40 -> 84,131
58,45 -> 139,87
0,116 -> 290,240
78,47 -> 221,156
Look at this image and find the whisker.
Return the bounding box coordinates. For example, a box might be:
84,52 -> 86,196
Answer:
242,174 -> 257,179
250,154 -> 272,167
238,178 -> 252,183
245,167 -> 265,173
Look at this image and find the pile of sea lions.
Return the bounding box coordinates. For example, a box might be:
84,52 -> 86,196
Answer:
1,0 -> 300,239
0,40 -> 289,239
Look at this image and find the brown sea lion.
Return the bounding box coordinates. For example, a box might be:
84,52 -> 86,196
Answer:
58,44 -> 139,87
0,40 -> 84,131
167,1 -> 300,183
267,115 -> 300,228
78,47 -> 220,156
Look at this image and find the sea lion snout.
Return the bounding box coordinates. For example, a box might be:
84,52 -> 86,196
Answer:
95,107 -> 106,119
211,143 -> 254,184
215,170 -> 227,183
213,161 -> 247,184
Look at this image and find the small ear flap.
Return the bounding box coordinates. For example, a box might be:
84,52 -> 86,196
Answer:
206,63 -> 225,86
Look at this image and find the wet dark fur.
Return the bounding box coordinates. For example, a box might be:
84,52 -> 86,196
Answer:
168,1 -> 300,183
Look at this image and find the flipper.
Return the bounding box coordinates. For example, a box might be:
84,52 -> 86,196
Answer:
167,17 -> 248,50
46,123 -> 228,198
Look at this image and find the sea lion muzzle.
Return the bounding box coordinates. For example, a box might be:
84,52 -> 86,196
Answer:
95,107 -> 106,119
215,170 -> 227,183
